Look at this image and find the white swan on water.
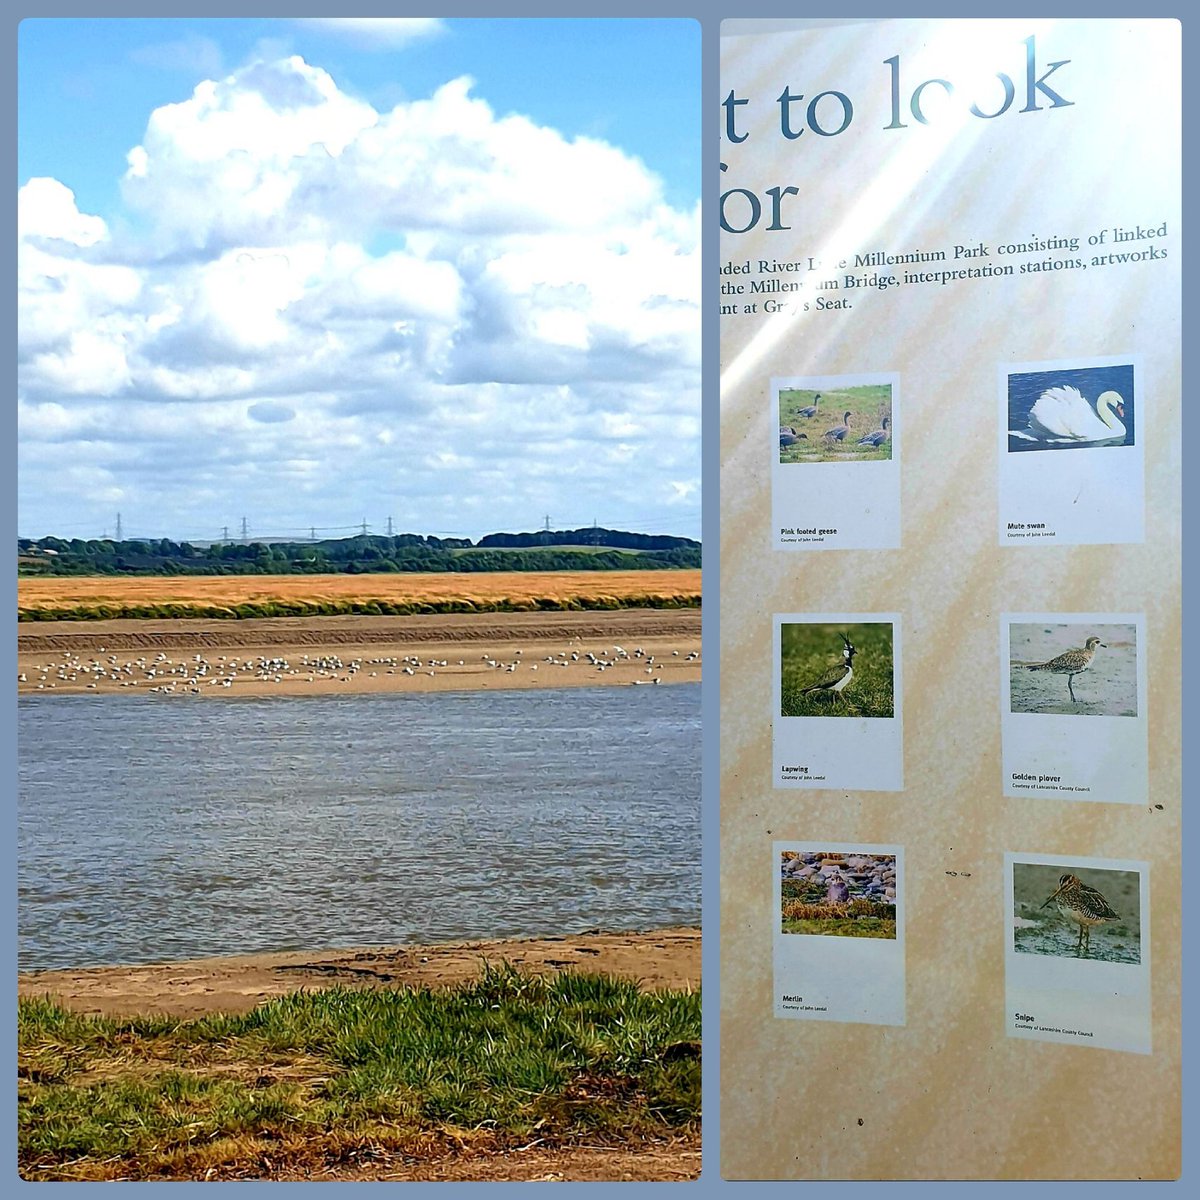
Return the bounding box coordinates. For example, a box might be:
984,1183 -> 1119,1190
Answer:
1010,386 -> 1127,445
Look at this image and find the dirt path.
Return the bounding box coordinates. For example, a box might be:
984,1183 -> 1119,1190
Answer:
268,1137 -> 702,1182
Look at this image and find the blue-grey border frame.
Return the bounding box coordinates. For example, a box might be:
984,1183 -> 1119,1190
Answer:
6,2 -> 1193,1193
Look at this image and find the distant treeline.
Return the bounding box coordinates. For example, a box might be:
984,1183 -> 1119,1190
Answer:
17,528 -> 701,576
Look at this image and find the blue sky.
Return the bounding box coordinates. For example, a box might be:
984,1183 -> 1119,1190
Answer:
20,18 -> 699,219
17,17 -> 700,542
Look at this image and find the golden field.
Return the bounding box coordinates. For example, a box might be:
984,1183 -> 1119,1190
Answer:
17,569 -> 701,611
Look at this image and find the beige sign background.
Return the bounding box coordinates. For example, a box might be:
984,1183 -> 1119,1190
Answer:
719,18 -> 1181,1180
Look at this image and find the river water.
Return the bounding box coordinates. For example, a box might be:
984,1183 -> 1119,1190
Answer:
18,685 -> 700,971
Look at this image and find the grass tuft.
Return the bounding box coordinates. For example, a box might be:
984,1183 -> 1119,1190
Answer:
19,968 -> 700,1180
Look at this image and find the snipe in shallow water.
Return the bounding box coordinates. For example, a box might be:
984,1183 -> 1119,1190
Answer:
1039,872 -> 1119,955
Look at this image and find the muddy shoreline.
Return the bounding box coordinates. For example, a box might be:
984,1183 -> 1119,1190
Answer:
19,927 -> 702,1018
18,609 -> 701,697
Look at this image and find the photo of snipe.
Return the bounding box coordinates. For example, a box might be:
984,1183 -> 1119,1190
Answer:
1009,622 -> 1138,716
1012,863 -> 1141,963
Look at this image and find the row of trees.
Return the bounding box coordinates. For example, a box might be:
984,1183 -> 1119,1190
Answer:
18,530 -> 701,576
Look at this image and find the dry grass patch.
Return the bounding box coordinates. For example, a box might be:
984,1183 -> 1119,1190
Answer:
19,570 -> 701,610
19,967 -> 701,1181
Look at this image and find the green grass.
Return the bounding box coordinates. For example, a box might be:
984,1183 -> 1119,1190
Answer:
779,384 -> 893,463
780,622 -> 894,718
18,594 -> 701,623
780,898 -> 897,937
447,546 -> 643,556
781,917 -> 897,938
18,966 -> 700,1181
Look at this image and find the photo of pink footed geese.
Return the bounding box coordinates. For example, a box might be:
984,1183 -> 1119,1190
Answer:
823,411 -> 852,441
1010,386 -> 1127,446
1022,635 -> 1107,702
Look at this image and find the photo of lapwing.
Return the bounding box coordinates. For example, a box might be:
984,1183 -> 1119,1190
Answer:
799,631 -> 857,707
777,382 -> 893,464
1012,862 -> 1141,963
1009,622 -> 1138,716
780,622 -> 895,718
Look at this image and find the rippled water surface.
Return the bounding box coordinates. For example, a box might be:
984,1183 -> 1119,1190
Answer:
19,686 -> 700,971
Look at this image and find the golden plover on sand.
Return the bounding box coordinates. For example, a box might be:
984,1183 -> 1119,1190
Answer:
1022,635 -> 1106,702
1039,872 -> 1119,956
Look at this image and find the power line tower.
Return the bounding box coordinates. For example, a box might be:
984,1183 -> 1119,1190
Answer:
222,525 -> 230,542
386,516 -> 394,537
115,512 -> 123,541
310,526 -> 317,541
360,519 -> 369,537
543,514 -> 551,531
240,516 -> 249,541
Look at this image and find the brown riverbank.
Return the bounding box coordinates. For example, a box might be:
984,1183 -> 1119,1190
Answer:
20,928 -> 701,1181
18,926 -> 701,1018
17,608 -> 700,697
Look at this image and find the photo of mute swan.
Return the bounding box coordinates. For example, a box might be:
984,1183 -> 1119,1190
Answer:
1007,364 -> 1135,453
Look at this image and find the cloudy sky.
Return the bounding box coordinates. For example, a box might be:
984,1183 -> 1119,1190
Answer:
17,17 -> 700,543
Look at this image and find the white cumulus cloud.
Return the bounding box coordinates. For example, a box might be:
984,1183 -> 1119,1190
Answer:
18,53 -> 699,541
295,18 -> 447,48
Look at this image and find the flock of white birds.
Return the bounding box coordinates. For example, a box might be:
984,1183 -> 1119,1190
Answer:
18,643 -> 702,696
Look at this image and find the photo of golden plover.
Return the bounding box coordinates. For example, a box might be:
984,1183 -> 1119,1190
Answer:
1009,622 -> 1138,716
1011,862 -> 1141,963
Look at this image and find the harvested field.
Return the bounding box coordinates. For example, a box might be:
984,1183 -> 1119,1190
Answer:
19,570 -> 701,609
